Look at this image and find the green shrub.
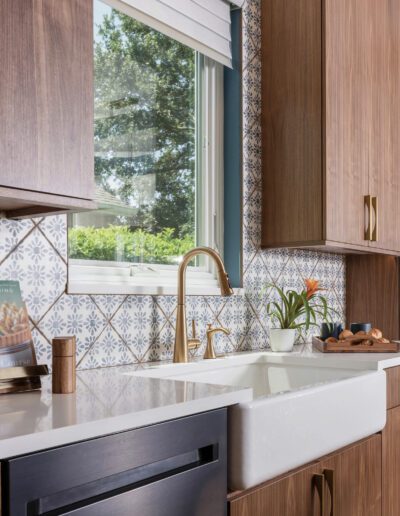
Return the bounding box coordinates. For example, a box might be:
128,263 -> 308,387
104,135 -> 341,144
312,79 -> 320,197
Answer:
69,226 -> 194,264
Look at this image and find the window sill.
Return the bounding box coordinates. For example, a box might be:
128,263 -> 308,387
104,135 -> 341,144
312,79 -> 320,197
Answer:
67,260 -> 239,296
67,281 -> 229,296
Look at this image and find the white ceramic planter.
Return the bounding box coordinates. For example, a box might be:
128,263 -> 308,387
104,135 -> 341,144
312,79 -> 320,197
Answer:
269,328 -> 296,352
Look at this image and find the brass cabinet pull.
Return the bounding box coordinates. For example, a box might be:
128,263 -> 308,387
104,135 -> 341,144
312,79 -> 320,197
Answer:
313,473 -> 325,515
324,469 -> 335,516
371,196 -> 378,241
364,195 -> 373,241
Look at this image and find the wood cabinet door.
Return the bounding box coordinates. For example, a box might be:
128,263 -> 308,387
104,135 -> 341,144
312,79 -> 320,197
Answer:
324,0 -> 371,248
382,407 -> 400,516
368,0 -> 400,253
229,463 -> 323,516
319,434 -> 382,516
0,0 -> 94,201
261,0 -> 323,247
230,435 -> 381,516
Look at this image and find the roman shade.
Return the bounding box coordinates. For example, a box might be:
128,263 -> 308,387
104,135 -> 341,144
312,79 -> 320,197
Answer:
105,0 -> 243,67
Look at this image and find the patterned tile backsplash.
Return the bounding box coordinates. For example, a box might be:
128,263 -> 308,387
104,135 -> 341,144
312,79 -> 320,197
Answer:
0,0 -> 345,370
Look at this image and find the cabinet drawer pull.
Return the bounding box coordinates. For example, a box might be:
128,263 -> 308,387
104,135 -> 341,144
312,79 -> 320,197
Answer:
324,468 -> 335,516
313,473 -> 325,515
371,196 -> 378,241
364,195 -> 373,241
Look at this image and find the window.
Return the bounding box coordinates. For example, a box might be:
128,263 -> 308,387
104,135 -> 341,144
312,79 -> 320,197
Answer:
68,0 -> 224,295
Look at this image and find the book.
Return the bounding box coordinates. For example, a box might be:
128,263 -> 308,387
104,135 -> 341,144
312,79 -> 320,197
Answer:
0,281 -> 42,393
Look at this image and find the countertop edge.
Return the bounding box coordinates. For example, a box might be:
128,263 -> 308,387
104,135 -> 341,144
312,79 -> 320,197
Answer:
0,387 -> 251,459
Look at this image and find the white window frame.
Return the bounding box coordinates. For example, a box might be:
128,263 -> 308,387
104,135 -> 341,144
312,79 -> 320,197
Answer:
68,14 -> 224,296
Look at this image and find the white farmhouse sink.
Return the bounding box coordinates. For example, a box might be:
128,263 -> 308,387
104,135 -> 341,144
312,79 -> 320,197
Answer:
129,353 -> 386,490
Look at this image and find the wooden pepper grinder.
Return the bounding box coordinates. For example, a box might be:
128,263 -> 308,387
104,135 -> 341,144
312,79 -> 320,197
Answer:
52,336 -> 76,394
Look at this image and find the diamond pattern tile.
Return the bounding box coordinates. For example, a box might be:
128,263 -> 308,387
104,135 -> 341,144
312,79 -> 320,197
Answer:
0,218 -> 34,263
39,215 -> 68,260
39,294 -> 107,364
0,0 -> 346,369
78,326 -> 134,369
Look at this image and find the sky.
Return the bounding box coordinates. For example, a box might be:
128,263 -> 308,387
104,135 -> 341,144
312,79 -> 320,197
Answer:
94,0 -> 112,41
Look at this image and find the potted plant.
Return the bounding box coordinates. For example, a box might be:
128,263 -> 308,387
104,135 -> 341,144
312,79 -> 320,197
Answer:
266,279 -> 335,352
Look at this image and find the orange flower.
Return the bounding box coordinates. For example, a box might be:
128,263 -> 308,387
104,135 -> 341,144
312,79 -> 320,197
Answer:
305,278 -> 320,299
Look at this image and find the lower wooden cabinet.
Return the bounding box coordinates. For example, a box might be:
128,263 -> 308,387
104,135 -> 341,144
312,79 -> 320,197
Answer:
229,434 -> 382,516
382,406 -> 400,516
229,462 -> 321,516
323,434 -> 382,516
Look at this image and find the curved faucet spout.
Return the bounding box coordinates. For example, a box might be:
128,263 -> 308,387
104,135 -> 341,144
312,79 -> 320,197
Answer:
174,247 -> 233,363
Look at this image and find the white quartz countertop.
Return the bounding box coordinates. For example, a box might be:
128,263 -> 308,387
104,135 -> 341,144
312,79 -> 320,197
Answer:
1,344 -> 399,460
280,342 -> 400,371
0,365 -> 252,459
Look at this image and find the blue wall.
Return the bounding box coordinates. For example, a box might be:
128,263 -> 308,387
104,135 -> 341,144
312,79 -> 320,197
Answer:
224,9 -> 242,288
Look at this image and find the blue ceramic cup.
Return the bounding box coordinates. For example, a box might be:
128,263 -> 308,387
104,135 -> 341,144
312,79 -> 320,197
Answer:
320,322 -> 343,341
350,322 -> 371,334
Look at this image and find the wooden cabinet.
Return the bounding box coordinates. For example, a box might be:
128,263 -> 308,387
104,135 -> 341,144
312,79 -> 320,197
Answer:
261,0 -> 400,255
0,0 -> 95,218
382,406 -> 400,516
229,462 -> 321,516
1,410 -> 227,516
229,434 -> 382,516
332,435 -> 382,515
346,255 -> 400,341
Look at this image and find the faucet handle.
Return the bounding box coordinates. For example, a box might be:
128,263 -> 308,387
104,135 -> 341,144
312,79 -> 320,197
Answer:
188,319 -> 201,350
204,324 -> 230,359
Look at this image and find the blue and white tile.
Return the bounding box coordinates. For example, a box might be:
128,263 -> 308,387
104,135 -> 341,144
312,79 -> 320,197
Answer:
277,257 -> 305,293
240,316 -> 268,351
1,228 -> 67,321
145,322 -> 175,362
112,296 -> 158,359
185,296 -> 215,343
243,227 -> 259,270
78,327 -> 135,369
204,295 -> 227,320
31,327 -> 52,368
92,294 -> 127,319
243,0 -> 261,48
244,252 -> 269,292
39,294 -> 107,363
154,295 -> 177,323
0,254 -> 26,284
244,188 -> 262,238
313,256 -> 343,291
39,215 -> 68,260
291,250 -> 321,281
0,218 -> 34,263
217,294 -> 252,349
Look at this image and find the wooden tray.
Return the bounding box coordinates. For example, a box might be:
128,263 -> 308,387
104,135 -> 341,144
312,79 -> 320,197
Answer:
313,336 -> 400,353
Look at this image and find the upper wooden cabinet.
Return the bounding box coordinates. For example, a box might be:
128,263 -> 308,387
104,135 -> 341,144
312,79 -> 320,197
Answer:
0,0 -> 95,218
261,0 -> 400,255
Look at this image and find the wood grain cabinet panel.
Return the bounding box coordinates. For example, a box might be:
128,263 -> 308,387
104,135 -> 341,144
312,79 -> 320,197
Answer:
386,367 -> 400,409
346,255 -> 400,342
229,462 -> 321,516
261,0 -> 323,245
229,435 -> 381,516
382,406 -> 400,516
261,0 -> 400,255
333,434 -> 382,516
368,0 -> 400,253
0,0 -> 95,217
323,0 -> 372,248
